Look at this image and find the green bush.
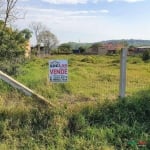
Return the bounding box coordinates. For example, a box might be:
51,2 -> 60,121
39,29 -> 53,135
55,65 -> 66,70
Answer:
142,50 -> 150,61
68,113 -> 87,134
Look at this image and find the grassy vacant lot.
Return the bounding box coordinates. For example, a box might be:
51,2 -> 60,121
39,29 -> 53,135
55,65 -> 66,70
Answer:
16,55 -> 150,104
0,55 -> 150,149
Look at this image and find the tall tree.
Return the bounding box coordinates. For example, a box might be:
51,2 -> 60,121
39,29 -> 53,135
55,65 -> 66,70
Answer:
38,30 -> 58,54
29,22 -> 46,45
0,24 -> 26,59
29,22 -> 46,53
0,0 -> 22,29
0,21 -> 32,60
0,21 -> 30,74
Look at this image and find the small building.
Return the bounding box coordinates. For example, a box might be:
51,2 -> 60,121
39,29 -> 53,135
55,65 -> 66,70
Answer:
135,46 -> 150,53
105,42 -> 124,54
98,45 -> 108,55
88,45 -> 107,55
87,42 -> 124,55
31,43 -> 50,56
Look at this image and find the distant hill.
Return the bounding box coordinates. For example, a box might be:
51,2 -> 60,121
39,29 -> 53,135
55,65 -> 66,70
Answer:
101,39 -> 150,47
63,39 -> 150,49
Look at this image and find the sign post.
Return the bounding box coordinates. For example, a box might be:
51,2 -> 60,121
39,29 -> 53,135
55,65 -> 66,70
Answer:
49,60 -> 68,83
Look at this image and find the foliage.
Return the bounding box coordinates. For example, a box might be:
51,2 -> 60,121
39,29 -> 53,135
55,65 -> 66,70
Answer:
0,21 -> 31,75
90,42 -> 102,49
15,55 -> 150,102
0,21 -> 27,59
0,57 -> 25,75
67,89 -> 150,149
66,42 -> 92,50
0,79 -> 150,149
57,43 -> 72,54
0,0 -> 22,29
38,30 -> 58,54
78,46 -> 86,53
20,28 -> 32,40
29,22 -> 58,55
29,21 -> 47,45
128,45 -> 136,51
0,55 -> 150,149
142,50 -> 150,61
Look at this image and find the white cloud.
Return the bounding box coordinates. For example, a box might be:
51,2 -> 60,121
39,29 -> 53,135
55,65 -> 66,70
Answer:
123,0 -> 144,2
100,9 -> 109,13
41,0 -> 145,4
20,0 -> 30,1
15,6 -> 110,43
42,0 -> 88,4
107,0 -> 144,3
19,6 -> 108,17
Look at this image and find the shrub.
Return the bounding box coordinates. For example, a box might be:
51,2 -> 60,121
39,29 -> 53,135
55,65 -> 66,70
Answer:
142,50 -> 150,61
68,113 -> 87,134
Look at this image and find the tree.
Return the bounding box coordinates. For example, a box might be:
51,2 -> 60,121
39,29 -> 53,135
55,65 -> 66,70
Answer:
29,22 -> 47,53
0,21 -> 30,74
91,43 -> 102,48
0,0 -> 24,29
58,43 -> 72,54
20,28 -> 32,40
142,50 -> 150,61
0,27 -> 26,59
78,46 -> 86,53
0,0 -> 3,9
29,22 -> 46,44
38,30 -> 58,54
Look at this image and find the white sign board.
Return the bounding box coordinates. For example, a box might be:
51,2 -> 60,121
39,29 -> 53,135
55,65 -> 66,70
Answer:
49,60 -> 68,83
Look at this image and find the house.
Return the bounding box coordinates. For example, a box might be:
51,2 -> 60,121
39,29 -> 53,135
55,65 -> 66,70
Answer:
135,46 -> 150,53
87,42 -> 124,55
104,43 -> 124,54
128,46 -> 150,55
86,43 -> 108,55
31,43 -> 49,56
104,43 -> 116,54
97,45 -> 108,55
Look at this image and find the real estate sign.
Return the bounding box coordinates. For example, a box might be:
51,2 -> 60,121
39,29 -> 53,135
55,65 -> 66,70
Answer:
49,60 -> 68,83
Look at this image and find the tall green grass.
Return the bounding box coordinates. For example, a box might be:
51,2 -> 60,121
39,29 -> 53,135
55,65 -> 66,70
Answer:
0,87 -> 149,149
67,89 -> 150,150
0,55 -> 150,149
14,55 -> 150,104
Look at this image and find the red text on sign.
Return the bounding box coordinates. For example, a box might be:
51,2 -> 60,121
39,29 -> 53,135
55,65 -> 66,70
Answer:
50,69 -> 67,74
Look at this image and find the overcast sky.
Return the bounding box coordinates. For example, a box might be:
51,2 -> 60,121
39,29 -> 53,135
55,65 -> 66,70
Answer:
16,0 -> 150,44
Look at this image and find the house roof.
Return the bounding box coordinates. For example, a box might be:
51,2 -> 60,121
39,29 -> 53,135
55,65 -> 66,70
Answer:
103,43 -> 124,51
137,46 -> 150,49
